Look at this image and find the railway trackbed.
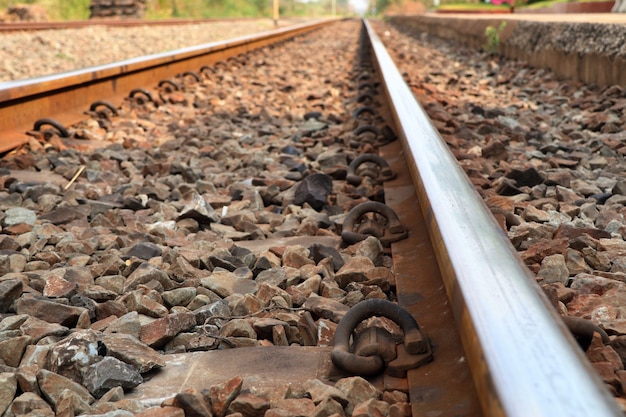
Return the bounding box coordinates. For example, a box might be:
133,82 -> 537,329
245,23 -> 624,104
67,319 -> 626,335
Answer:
0,18 -> 622,417
0,17 -> 289,32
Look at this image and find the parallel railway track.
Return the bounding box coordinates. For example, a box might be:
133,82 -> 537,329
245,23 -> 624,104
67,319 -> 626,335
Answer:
0,19 -> 330,153
0,18 -> 621,417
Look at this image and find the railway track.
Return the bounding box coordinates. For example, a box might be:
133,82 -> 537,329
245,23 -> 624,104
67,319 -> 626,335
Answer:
0,18 -> 622,417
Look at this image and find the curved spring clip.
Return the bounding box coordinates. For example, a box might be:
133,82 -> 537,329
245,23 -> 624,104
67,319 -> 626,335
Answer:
346,154 -> 395,186
89,100 -> 118,118
129,88 -> 155,105
332,299 -> 428,375
32,118 -> 70,138
342,201 -> 408,247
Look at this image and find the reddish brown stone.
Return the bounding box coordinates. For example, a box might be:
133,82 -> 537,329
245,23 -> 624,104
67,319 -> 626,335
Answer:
4,223 -> 33,235
95,300 -> 128,321
140,312 -> 196,348
554,224 -> 611,241
549,157 -> 579,168
276,398 -> 316,417
16,296 -> 86,327
352,398 -> 389,417
587,345 -> 624,371
269,246 -> 286,258
566,294 -> 617,320
228,393 -> 269,417
272,324 -> 289,346
256,282 -> 292,307
520,238 -> 568,265
303,295 -> 349,323
591,361 -> 621,391
265,409 -> 292,417
309,398 -> 345,417
205,376 -> 243,417
389,402 -> 411,417
335,377 -> 382,416
0,336 -> 31,367
317,319 -> 336,347
136,406 -> 185,417
55,388 -> 92,416
43,275 -> 77,298
91,315 -> 118,331
0,373 -> 17,415
173,389 -> 213,417
0,279 -> 22,313
15,365 -> 39,397
120,290 -> 169,318
37,369 -> 94,408
9,392 -> 53,416
282,247 -> 315,269
334,256 -> 375,289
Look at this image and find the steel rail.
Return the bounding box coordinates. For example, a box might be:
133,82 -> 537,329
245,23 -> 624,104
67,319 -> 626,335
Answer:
363,19 -> 621,417
0,19 -> 335,153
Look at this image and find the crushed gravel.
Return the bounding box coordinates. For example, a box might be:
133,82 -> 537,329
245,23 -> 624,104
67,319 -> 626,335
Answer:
0,19 -> 297,82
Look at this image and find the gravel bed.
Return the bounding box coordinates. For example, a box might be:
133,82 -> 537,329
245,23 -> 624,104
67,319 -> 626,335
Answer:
0,19 -> 297,82
0,20 -> 411,417
508,21 -> 626,59
378,20 -> 626,408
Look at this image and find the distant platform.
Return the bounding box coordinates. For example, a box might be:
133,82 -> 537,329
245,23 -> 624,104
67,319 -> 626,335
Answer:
435,1 -> 614,14
387,13 -> 626,87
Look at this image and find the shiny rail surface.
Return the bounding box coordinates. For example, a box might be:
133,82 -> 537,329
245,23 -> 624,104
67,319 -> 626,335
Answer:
0,19 -> 334,153
363,18 -> 621,417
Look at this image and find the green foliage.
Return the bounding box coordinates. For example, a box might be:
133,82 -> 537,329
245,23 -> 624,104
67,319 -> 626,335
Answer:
1,0 -> 350,20
483,21 -> 506,54
0,0 -> 90,20
0,0 -> 26,12
145,0 -> 338,18
369,0 -> 400,15
435,3 -> 510,10
57,0 -> 90,19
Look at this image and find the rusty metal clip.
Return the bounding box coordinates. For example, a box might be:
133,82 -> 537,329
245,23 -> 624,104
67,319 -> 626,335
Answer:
88,100 -> 118,118
346,154 -> 395,186
357,82 -> 377,93
352,106 -> 377,120
129,88 -> 155,106
207,61 -> 227,73
331,299 -> 432,377
353,125 -> 381,146
32,118 -> 70,138
158,79 -> 181,93
356,93 -> 374,104
353,326 -> 396,363
562,316 -> 610,351
200,65 -> 214,78
342,201 -> 408,246
181,71 -> 202,83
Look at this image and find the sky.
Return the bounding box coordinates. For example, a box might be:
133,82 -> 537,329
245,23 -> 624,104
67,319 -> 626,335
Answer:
349,0 -> 369,14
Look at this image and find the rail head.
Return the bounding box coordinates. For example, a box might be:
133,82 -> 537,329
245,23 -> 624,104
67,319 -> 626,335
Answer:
362,18 -> 621,417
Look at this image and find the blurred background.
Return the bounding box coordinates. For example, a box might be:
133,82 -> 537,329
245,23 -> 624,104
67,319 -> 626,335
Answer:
0,0 -> 616,23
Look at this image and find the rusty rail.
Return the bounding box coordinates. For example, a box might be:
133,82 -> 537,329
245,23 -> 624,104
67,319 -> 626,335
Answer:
363,18 -> 621,417
0,19 -> 335,153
